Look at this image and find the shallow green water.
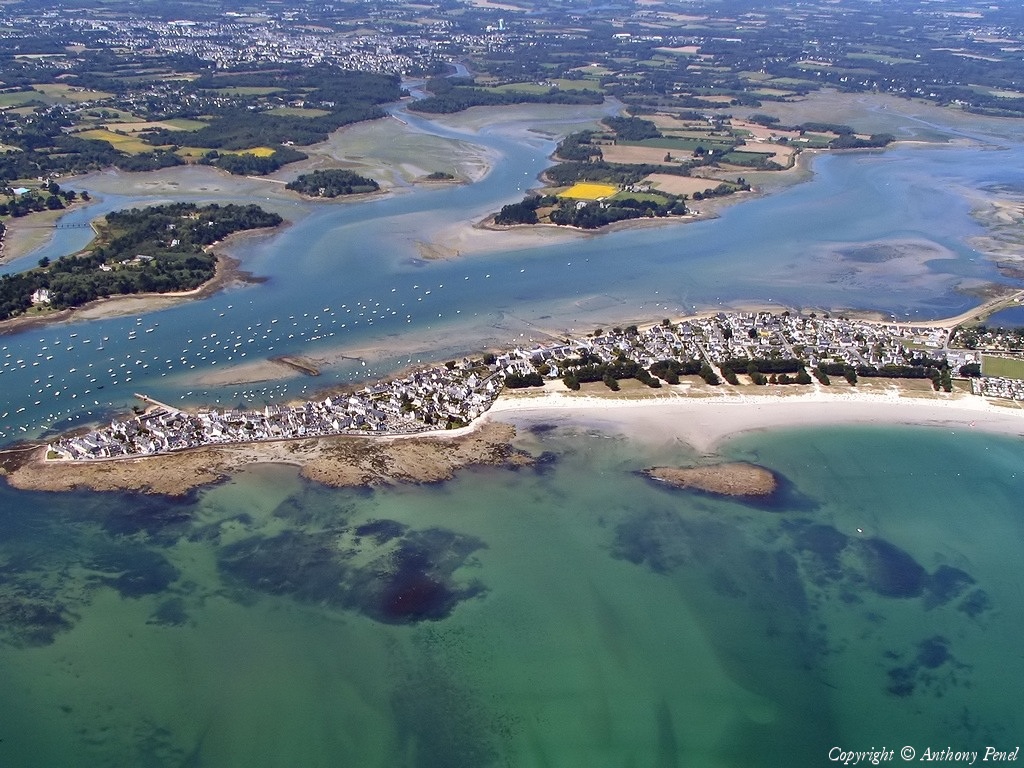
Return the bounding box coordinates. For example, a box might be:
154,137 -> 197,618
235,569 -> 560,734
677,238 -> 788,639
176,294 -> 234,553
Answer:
0,423 -> 1020,766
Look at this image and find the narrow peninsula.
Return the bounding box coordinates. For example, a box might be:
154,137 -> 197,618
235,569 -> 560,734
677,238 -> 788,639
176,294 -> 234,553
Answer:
20,306 -> 1024,494
0,202 -> 282,324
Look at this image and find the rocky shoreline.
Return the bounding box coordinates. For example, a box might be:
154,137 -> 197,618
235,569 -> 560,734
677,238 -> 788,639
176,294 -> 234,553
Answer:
643,462 -> 778,498
3,421 -> 531,497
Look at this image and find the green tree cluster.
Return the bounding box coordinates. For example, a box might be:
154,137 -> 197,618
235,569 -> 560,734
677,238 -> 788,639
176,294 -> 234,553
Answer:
601,116 -> 660,141
0,203 -> 282,321
408,76 -> 602,114
285,169 -> 380,197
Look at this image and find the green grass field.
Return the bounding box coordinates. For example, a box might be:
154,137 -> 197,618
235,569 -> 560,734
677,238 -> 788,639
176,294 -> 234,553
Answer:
162,118 -> 209,130
266,107 -> 331,118
623,137 -> 735,151
848,52 -> 920,66
766,77 -> 821,89
550,78 -> 603,92
0,91 -> 40,108
491,82 -> 551,95
213,86 -> 285,97
33,84 -> 114,102
982,355 -> 1024,379
795,133 -> 835,148
722,150 -> 775,163
609,191 -> 671,204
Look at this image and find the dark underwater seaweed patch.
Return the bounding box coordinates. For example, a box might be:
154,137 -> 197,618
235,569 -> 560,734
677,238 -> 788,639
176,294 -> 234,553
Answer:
99,497 -> 195,543
787,521 -> 849,580
924,565 -> 975,609
391,664 -> 499,768
0,588 -> 76,647
88,545 -> 180,598
187,513 -> 254,544
958,588 -> 992,618
916,635 -> 951,669
855,537 -> 926,599
355,519 -> 408,544
610,508 -> 691,573
148,597 -> 189,627
885,635 -> 963,699
887,665 -> 916,697
526,422 -> 559,435
611,502 -> 990,709
272,494 -> 360,527
217,523 -> 487,624
733,470 -> 820,513
532,450 -> 560,474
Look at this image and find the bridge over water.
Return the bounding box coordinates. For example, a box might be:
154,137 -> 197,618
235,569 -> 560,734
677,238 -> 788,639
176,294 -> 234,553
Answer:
10,222 -> 92,230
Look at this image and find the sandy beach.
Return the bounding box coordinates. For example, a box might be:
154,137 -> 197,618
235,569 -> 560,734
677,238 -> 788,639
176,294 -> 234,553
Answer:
485,385 -> 1024,454
6,382 -> 1024,498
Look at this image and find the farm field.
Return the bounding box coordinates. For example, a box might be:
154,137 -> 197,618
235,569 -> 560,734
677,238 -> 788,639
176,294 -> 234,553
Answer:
33,83 -> 114,102
161,118 -> 209,130
223,146 -> 278,157
267,107 -> 331,117
623,136 -> 736,151
643,174 -> 728,196
212,86 -> 285,96
601,145 -> 689,165
731,120 -> 803,142
101,120 -> 206,134
76,129 -> 162,154
559,182 -> 618,200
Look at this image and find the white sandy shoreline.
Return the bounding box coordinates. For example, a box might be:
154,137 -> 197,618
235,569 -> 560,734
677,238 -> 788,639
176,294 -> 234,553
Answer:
483,388 -> 1024,454
11,385 -> 1024,497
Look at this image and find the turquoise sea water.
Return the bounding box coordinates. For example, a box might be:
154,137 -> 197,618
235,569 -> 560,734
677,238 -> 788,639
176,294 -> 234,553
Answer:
0,423 -> 1021,766
1,99 -> 1023,765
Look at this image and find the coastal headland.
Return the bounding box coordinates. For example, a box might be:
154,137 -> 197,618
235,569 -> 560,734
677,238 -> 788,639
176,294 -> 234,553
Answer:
2,420 -> 530,497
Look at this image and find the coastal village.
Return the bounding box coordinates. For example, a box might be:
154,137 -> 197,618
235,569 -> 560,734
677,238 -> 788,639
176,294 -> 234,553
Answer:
48,309 -> 1024,462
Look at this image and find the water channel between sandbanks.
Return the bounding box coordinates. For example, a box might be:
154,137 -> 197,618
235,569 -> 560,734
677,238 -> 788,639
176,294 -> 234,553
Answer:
0,96 -> 1021,444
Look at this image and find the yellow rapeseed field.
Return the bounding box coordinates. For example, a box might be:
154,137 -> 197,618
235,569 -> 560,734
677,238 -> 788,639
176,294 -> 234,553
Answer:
559,182 -> 617,200
227,146 -> 277,157
76,129 -> 155,154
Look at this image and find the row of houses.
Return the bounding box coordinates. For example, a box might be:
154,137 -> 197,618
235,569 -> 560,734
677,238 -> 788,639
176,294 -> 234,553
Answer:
48,361 -> 500,461
972,376 -> 1024,400
504,312 -> 970,379
49,311 -> 1002,461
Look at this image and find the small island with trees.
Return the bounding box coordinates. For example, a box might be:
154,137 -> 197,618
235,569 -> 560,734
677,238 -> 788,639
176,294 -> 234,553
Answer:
491,112 -> 893,231
285,169 -> 380,198
0,202 -> 282,322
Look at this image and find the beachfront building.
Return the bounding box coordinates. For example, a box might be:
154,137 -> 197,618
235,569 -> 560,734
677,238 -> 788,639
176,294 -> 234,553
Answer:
48,311 -> 997,462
